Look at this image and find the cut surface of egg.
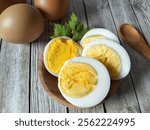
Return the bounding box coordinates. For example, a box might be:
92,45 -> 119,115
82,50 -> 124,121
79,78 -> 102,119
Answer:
44,37 -> 81,77
58,57 -> 110,108
80,28 -> 120,48
82,39 -> 131,80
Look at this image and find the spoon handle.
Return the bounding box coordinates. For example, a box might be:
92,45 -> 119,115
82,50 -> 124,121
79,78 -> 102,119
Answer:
128,39 -> 150,61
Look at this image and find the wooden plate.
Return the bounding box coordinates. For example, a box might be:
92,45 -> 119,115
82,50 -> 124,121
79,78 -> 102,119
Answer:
38,52 -> 120,109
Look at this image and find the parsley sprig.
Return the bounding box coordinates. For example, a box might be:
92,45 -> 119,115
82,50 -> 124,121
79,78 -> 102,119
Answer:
50,13 -> 90,42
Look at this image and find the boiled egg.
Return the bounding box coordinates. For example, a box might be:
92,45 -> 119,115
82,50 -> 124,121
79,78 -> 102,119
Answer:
34,0 -> 69,21
44,37 -> 81,77
80,28 -> 119,48
0,4 -> 45,43
58,57 -> 110,108
82,39 -> 131,80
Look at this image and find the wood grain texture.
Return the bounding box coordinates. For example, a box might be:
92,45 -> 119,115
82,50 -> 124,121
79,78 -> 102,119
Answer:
108,0 -> 150,112
129,0 -> 150,45
128,0 -> 150,112
0,41 -> 30,113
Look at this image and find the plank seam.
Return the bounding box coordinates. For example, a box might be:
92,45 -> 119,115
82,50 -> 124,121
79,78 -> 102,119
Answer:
82,0 -> 89,26
107,0 -> 142,113
103,103 -> 107,113
129,74 -> 142,113
66,108 -> 69,113
28,0 -> 33,113
0,39 -> 2,52
29,43 -> 32,113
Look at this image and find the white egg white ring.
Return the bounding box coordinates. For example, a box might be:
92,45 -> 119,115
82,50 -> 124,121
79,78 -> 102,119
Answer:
58,57 -> 110,108
80,28 -> 120,46
82,39 -> 131,80
44,36 -> 81,77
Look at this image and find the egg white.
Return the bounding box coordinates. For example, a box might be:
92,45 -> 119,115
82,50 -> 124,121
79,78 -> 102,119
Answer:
82,39 -> 131,80
58,57 -> 110,108
44,37 -> 81,77
80,28 -> 120,46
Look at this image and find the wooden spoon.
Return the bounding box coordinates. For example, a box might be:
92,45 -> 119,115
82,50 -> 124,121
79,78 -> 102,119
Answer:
118,23 -> 150,61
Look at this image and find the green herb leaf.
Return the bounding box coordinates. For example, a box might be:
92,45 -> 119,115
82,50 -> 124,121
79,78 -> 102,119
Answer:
68,13 -> 78,31
54,24 -> 62,36
50,13 -> 90,42
76,23 -> 84,32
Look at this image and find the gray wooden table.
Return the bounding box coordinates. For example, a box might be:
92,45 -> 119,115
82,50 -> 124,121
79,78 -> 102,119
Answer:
0,0 -> 150,113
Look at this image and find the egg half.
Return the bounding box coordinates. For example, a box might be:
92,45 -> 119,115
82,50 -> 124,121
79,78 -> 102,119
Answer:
44,37 -> 81,77
82,39 -> 131,80
58,57 -> 110,108
80,28 -> 120,48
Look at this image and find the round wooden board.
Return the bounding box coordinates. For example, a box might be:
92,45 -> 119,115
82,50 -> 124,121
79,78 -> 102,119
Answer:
38,52 -> 120,109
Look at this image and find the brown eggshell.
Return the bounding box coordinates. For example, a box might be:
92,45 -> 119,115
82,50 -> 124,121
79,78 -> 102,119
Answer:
0,4 -> 45,43
0,0 -> 26,14
34,0 -> 69,21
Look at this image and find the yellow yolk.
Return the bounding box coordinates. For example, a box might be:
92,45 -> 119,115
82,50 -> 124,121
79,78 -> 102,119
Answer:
82,35 -> 105,48
85,45 -> 121,79
59,63 -> 97,98
46,38 -> 80,75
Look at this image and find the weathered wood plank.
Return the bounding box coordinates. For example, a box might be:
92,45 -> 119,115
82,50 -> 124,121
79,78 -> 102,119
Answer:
83,0 -> 140,113
30,22 -> 67,113
129,0 -> 150,112
108,0 -> 150,112
129,0 -> 150,45
0,41 -> 30,113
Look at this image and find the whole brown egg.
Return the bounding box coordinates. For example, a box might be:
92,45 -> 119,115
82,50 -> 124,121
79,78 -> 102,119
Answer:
0,4 -> 45,43
0,0 -> 26,14
34,0 -> 70,21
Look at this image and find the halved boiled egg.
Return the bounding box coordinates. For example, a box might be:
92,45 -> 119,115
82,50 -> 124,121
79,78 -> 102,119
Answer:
80,28 -> 120,48
82,39 -> 131,80
44,37 -> 81,77
58,57 -> 110,108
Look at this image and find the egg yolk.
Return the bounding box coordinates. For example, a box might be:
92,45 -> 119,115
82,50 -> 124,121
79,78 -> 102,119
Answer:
85,45 -> 121,79
46,38 -> 80,74
59,63 -> 97,98
82,35 -> 105,48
